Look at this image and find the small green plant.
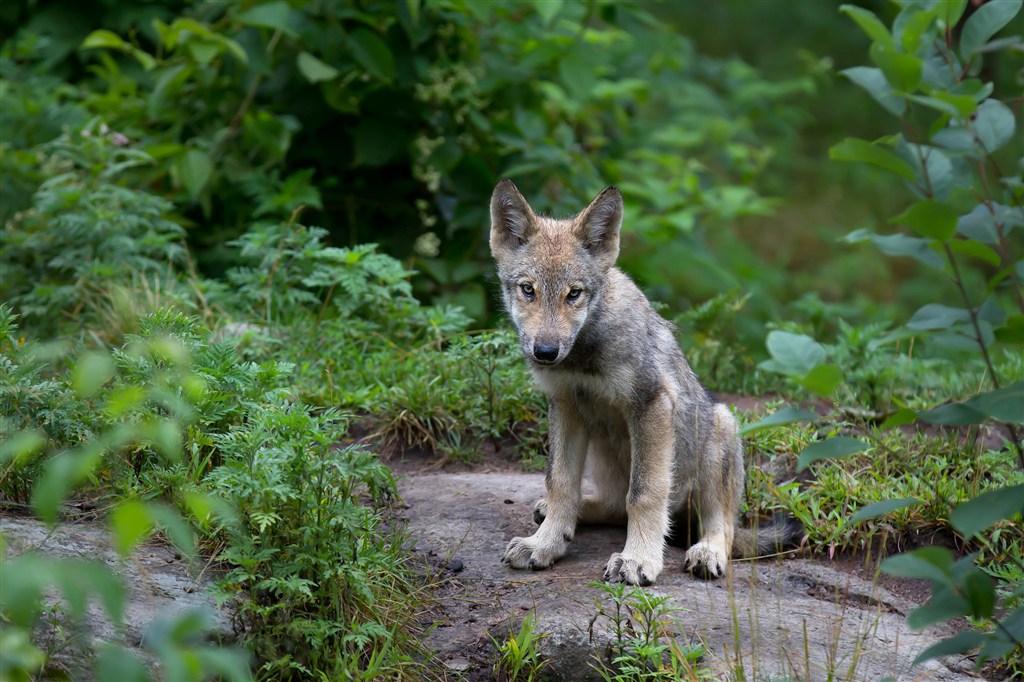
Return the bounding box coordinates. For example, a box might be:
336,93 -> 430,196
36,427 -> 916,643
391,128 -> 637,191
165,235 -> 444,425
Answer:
588,581 -> 710,681
490,612 -> 548,682
206,404 -> 420,681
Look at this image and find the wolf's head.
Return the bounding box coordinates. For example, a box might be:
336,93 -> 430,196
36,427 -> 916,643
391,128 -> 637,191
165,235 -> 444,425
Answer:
489,179 -> 623,367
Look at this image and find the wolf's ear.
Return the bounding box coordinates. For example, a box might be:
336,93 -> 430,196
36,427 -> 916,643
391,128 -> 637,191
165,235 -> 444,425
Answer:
490,179 -> 537,258
575,186 -> 622,267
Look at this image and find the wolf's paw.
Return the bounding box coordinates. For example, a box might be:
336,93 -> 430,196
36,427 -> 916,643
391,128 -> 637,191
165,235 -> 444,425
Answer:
603,552 -> 662,586
684,541 -> 728,579
533,498 -> 547,525
502,535 -> 564,571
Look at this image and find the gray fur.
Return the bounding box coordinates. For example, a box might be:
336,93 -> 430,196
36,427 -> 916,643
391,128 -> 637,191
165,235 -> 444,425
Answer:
490,180 -> 797,584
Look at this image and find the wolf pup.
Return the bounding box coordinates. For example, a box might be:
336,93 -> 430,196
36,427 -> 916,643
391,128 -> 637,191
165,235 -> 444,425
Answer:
490,179 -> 796,585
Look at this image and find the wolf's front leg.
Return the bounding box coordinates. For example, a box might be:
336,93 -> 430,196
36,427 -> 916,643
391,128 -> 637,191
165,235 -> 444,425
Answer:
504,400 -> 587,570
604,394 -> 674,586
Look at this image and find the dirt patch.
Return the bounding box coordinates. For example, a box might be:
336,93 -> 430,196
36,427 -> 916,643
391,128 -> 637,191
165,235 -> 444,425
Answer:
397,470 -> 980,681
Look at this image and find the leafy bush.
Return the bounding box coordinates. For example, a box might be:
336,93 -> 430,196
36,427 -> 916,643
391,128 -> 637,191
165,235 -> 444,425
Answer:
0,121 -> 186,338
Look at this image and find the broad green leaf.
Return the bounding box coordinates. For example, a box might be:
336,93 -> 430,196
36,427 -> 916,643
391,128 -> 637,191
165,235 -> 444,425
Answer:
71,352 -> 114,398
800,363 -> 843,398
870,43 -> 922,92
841,67 -> 904,115
907,587 -> 969,629
82,29 -> 127,50
0,429 -> 46,464
176,149 -> 212,198
348,28 -> 395,81
841,5 -> 895,47
899,141 -> 954,199
897,5 -> 939,53
533,0 -> 564,25
906,303 -> 970,330
851,497 -> 920,523
879,407 -> 918,429
296,51 -> 339,83
105,385 -> 146,417
96,645 -> 149,682
972,99 -> 1016,153
890,199 -> 958,241
959,0 -> 1023,57
149,504 -> 197,559
740,406 -> 817,435
921,382 -> 1024,425
797,436 -> 868,471
912,630 -> 985,667
948,239 -> 1000,266
111,499 -> 154,557
830,138 -> 916,179
72,560 -> 125,624
963,571 -> 995,619
32,444 -> 104,523
843,228 -> 944,269
236,1 -> 298,38
881,546 -> 954,583
931,126 -> 976,151
950,484 -> 1024,538
918,402 -> 985,425
937,0 -> 969,28
995,315 -> 1024,344
760,331 -> 825,377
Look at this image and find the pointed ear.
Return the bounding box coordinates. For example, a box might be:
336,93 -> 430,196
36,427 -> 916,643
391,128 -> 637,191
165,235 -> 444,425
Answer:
574,186 -> 622,267
490,179 -> 536,258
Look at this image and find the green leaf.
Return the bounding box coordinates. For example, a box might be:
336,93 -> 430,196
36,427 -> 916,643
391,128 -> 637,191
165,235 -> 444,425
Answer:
533,0 -> 564,25
996,314 -> 1024,344
881,546 -> 954,583
879,407 -> 918,429
917,401 -> 986,425
797,436 -> 868,471
898,5 -> 939,53
82,29 -> 128,50
851,498 -> 921,523
907,587 -> 969,629
843,228 -> 944,269
841,5 -> 895,47
890,199 -> 958,241
950,484 -> 1024,538
963,571 -> 995,619
830,138 -> 916,179
912,630 -> 985,667
236,1 -> 298,38
96,645 -> 149,682
296,51 -> 339,83
740,406 -> 817,435
920,382 -> 1024,426
948,239 -> 1000,266
841,67 -> 904,116
760,331 -> 825,377
906,303 -> 970,330
959,0 -> 1023,57
149,504 -> 197,560
111,499 -> 155,557
972,99 -> 1016,153
32,444 -> 104,523
348,28 -> 395,81
938,0 -> 969,28
870,43 -> 922,92
71,352 -> 114,398
0,429 -> 47,465
800,363 -> 843,398
177,149 -> 212,199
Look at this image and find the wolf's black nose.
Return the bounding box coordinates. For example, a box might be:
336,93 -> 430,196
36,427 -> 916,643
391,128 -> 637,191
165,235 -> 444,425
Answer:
533,343 -> 559,363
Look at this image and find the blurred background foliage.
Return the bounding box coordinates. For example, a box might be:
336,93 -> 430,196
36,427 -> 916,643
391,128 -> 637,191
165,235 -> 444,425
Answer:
6,0 -> 1018,345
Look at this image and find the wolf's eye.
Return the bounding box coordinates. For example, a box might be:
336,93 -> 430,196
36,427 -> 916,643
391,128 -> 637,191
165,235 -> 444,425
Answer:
520,283 -> 535,298
566,287 -> 583,302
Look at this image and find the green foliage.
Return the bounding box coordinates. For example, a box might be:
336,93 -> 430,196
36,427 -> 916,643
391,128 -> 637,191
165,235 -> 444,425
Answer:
589,581 -> 710,681
490,612 -> 548,682
760,2 -> 1024,673
0,121 -> 186,337
206,405 -> 418,680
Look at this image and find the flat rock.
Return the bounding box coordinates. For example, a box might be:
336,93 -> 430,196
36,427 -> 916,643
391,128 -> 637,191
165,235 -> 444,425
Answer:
397,471 -> 978,681
0,514 -> 231,671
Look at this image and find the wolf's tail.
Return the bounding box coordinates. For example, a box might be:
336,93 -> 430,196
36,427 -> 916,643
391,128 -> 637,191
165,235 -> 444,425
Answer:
732,513 -> 804,558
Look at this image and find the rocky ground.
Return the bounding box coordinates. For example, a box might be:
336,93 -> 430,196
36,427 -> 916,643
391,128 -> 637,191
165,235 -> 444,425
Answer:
1,463 -> 987,681
395,468 -> 982,681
